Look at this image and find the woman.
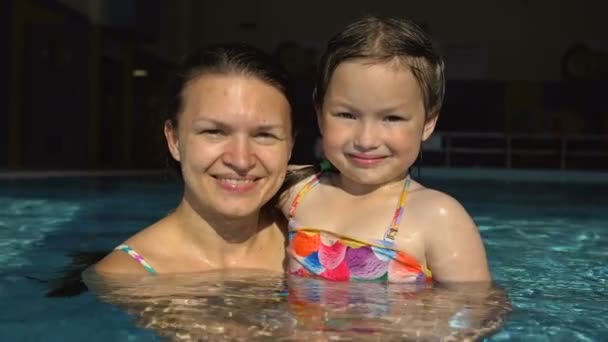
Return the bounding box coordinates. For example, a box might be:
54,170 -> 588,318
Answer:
95,43 -> 295,274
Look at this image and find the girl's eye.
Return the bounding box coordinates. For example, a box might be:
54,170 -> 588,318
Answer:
384,115 -> 405,122
334,112 -> 356,119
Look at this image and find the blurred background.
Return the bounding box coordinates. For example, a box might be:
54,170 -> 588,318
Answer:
3,0 -> 608,172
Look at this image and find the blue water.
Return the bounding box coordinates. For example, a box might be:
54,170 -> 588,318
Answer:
0,174 -> 606,341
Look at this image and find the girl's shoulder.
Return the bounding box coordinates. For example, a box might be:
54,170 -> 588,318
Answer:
278,164 -> 320,214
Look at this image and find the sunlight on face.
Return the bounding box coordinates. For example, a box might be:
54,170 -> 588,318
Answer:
319,60 -> 436,188
167,74 -> 293,218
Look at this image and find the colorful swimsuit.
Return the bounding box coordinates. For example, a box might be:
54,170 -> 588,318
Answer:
114,244 -> 157,274
288,172 -> 432,283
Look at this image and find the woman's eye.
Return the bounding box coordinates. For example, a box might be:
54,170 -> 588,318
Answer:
254,132 -> 281,144
199,129 -> 224,136
257,132 -> 277,139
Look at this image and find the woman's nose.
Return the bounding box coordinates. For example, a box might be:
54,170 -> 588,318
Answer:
222,137 -> 256,173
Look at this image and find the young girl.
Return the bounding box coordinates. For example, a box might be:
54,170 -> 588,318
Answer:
281,16 -> 491,283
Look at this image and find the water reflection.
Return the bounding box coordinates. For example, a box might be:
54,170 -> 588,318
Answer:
84,269 -> 511,341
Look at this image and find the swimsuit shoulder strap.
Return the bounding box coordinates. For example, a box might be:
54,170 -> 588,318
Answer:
114,244 -> 157,274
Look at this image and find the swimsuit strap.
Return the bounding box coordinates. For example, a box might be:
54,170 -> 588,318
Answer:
288,172 -> 322,218
288,168 -> 412,242
115,244 -> 157,274
383,175 -> 412,241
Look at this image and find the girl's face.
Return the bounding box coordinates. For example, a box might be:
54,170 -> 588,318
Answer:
319,60 -> 437,189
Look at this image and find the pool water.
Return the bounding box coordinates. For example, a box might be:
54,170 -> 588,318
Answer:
0,174 -> 606,341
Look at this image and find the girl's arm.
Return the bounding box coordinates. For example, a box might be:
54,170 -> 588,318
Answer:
424,192 -> 492,283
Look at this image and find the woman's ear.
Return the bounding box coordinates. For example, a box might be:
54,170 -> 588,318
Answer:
164,120 -> 181,162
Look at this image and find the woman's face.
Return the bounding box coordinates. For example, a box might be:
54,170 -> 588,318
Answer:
165,73 -> 293,219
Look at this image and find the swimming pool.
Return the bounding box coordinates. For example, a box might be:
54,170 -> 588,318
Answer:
0,170 -> 606,341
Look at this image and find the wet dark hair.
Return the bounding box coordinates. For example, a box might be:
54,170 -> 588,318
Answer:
166,43 -> 295,178
283,15 -> 445,189
314,15 -> 445,119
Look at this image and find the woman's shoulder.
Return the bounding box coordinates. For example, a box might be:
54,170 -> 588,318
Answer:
93,248 -> 149,275
94,217 -> 174,274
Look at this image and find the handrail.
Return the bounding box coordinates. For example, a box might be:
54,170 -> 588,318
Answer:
424,132 -> 608,169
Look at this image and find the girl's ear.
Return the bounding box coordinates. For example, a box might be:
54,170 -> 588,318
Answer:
422,113 -> 439,142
